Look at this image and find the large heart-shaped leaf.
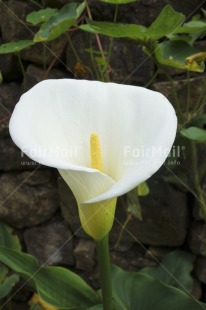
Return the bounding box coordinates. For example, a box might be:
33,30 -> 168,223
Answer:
111,265 -> 205,310
34,2 -> 86,42
81,5 -> 185,42
80,20 -> 147,41
155,40 -> 205,72
147,4 -> 185,40
176,20 -> 206,34
87,305 -> 103,310
0,247 -> 99,309
140,250 -> 195,293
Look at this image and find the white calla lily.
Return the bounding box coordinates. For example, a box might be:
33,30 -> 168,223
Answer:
9,79 -> 177,240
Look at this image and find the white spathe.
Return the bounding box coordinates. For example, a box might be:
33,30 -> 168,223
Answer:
9,79 -> 177,239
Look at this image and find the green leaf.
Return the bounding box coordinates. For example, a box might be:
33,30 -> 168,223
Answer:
0,274 -> 20,299
82,5 -> 185,42
0,247 -> 99,309
87,305 -> 103,310
147,4 -> 185,40
127,188 -> 142,220
0,40 -> 35,54
85,48 -> 108,56
80,20 -> 147,41
137,181 -> 149,196
140,250 -> 195,293
111,264 -> 204,310
0,262 -> 8,284
0,223 -> 21,300
155,40 -> 205,72
180,127 -> 206,142
0,222 -> 21,251
34,2 -> 86,42
26,8 -> 58,25
176,20 -> 206,34
98,0 -> 137,3
79,23 -> 96,33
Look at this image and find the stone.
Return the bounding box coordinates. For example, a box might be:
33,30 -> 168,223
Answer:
68,0 -> 205,28
170,1 -> 205,18
0,170 -> 59,228
112,241 -> 134,253
0,82 -> 22,120
0,0 -> 36,42
58,176 -> 87,238
194,256 -> 206,284
66,32 -> 154,84
24,221 -> 74,266
73,239 -> 95,272
145,246 -> 175,261
0,46 -> 21,81
42,0 -> 68,8
89,0 -> 203,26
110,251 -> 137,272
0,137 -> 40,171
152,76 -> 206,112
111,176 -> 189,246
0,82 -> 22,137
110,243 -> 150,271
189,223 -> 206,257
20,36 -> 67,67
23,65 -> 71,91
87,266 -> 101,289
110,39 -> 154,85
191,278 -> 202,301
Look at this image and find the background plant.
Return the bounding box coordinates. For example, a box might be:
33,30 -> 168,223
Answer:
0,222 -> 21,310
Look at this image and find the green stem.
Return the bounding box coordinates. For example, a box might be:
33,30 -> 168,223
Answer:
192,75 -> 206,114
186,70 -> 190,117
66,33 -> 80,63
190,140 -> 206,220
107,5 -> 119,65
29,0 -> 43,8
89,38 -> 101,81
163,71 -> 184,122
43,44 -> 47,72
17,53 -> 26,91
96,234 -> 113,310
86,1 -> 109,81
144,68 -> 159,88
115,214 -> 132,248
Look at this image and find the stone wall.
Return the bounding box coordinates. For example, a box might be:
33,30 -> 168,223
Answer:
0,0 -> 206,303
